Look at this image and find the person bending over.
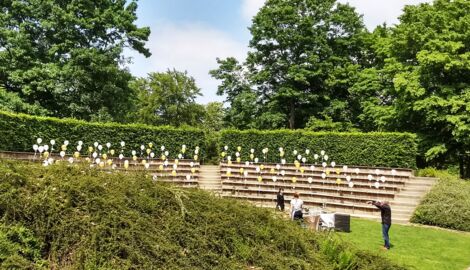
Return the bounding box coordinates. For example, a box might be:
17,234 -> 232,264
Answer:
367,200 -> 392,250
290,193 -> 303,221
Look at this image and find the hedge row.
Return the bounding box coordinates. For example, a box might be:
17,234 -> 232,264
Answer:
220,130 -> 417,168
0,111 -> 205,159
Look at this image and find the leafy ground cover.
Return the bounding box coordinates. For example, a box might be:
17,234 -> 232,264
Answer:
0,160 -> 404,269
339,218 -> 470,270
411,169 -> 470,232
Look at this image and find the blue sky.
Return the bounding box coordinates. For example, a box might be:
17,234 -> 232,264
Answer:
124,0 -> 431,104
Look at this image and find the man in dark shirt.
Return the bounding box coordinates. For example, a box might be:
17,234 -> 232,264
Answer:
276,188 -> 285,211
368,200 -> 392,250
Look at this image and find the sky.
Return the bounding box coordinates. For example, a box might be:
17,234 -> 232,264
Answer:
124,0 -> 431,104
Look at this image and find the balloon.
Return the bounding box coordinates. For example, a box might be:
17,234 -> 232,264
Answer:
124,160 -> 129,169
33,144 -> 38,151
161,145 -> 165,151
95,158 -> 101,164
355,168 -> 360,174
37,138 -> 42,144
173,164 -> 177,170
237,146 -> 241,152
236,157 -> 241,163
149,142 -> 154,148
119,154 -> 124,160
310,165 -> 315,171
321,173 -> 326,179
88,146 -> 93,153
132,150 -> 137,156
164,151 -> 169,156
343,165 -> 348,171
239,168 -> 244,174
38,146 -> 44,153
348,182 -> 354,188
243,171 -> 248,177
314,154 -> 319,160
64,140 -> 69,146
120,141 -> 125,147
106,142 -> 111,148
368,174 -> 373,181
281,170 -> 286,176
324,155 -> 329,161
272,176 -> 277,182
74,152 -> 80,158
94,142 -> 99,147
191,168 -> 196,173
107,159 -> 113,166
320,150 -> 325,156
308,177 -> 313,183
50,139 -> 56,145
235,152 -> 240,157
61,145 -> 67,151
276,164 -> 281,170
43,151 -> 49,158
102,153 -> 108,160
346,175 -> 351,182
391,169 -> 397,175
150,152 -> 155,158
132,155 -> 137,161
144,163 -> 150,169
190,162 -> 194,167
172,170 -> 177,176
302,157 -> 306,163
297,154 -> 302,160
300,167 -> 305,174
250,149 -> 255,153
98,145 -> 103,151
44,145 -> 49,151
227,156 -> 232,161
278,147 -> 283,152
336,178 -> 342,185
260,164 -> 264,170
245,161 -> 250,166
322,162 -> 327,168
374,182 -> 380,189
159,164 -> 164,170
291,176 -> 297,183
250,154 -> 254,160
60,151 -> 65,158
227,160 -> 232,165
174,159 -> 179,165
380,176 -> 386,182
257,176 -> 263,182
254,158 -> 259,163
293,150 -> 298,155
331,161 -> 336,167
146,149 -> 151,154
140,145 -> 145,150
77,145 -> 82,152
375,169 -> 380,175
281,159 -> 286,165
255,166 -> 260,173
186,175 -> 191,180
305,149 -> 310,155
224,145 -> 228,151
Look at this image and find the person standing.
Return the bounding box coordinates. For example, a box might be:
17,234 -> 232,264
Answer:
368,201 -> 392,250
290,193 -> 303,220
276,188 -> 285,211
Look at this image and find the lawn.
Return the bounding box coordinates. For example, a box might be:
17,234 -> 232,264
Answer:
338,218 -> 470,270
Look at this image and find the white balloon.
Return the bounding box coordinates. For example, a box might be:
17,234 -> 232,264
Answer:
132,150 -> 137,156
182,144 -> 186,149
120,141 -> 125,147
343,165 -> 348,171
305,149 -> 310,155
144,163 -> 150,169
119,154 -> 124,160
78,140 -> 83,146
186,175 -> 191,180
60,151 -> 65,158
278,147 -> 283,152
297,154 -> 302,160
173,164 -> 177,170
227,156 -> 232,161
380,176 -> 386,182
254,158 -> 259,163
227,168 -> 231,174
150,152 -> 155,158
38,146 -> 44,153
281,170 -> 286,176
368,174 -> 373,181
308,177 -> 313,183
77,145 -> 82,152
374,182 -> 380,189
178,154 -> 183,159
331,161 -> 336,167
310,165 -> 315,171
322,162 -> 327,168
302,157 -> 306,163
355,168 -> 360,174
140,145 -> 145,150
244,171 -> 249,177
95,158 -> 101,164
276,164 -> 281,170
235,152 -> 240,157
64,140 -> 69,146
272,176 -> 277,182
320,150 -> 325,156
324,155 -> 329,161
293,150 -> 298,155
281,159 -> 286,165
92,152 -> 98,158
375,169 -> 380,175
250,148 -> 255,153
68,157 -> 74,164
48,158 -> 54,164
161,145 -> 165,151
314,154 -> 319,160
50,140 -> 56,145
164,151 -> 169,156
33,144 -> 38,151
194,149 -> 199,155
98,145 -> 103,151
348,182 -> 354,188
106,142 -> 111,148
164,160 -> 169,166
224,145 -> 228,151
190,162 -> 194,167
245,161 -> 250,166
255,166 -> 260,173
321,173 -> 326,179
391,169 -> 397,175
37,138 -> 42,144
44,145 -> 49,151
94,142 -> 99,147
346,175 -> 351,182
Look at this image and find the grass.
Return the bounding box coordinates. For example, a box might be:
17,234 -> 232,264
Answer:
338,218 -> 470,270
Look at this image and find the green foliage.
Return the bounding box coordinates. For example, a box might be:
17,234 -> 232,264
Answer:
202,102 -> 225,132
0,160 -> 404,269
128,70 -> 205,127
0,111 -> 205,159
220,130 -> 417,168
0,87 -> 49,116
0,224 -> 45,269
305,116 -> 358,132
0,0 -> 150,121
411,171 -> 470,231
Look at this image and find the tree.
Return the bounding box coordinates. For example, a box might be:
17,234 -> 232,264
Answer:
0,0 -> 150,121
129,70 -> 204,127
0,86 -> 48,115
246,0 -> 368,129
352,0 -> 470,172
202,102 -> 225,132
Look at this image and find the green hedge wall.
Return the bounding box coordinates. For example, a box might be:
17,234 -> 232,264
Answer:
220,130 -> 417,168
0,111 -> 205,159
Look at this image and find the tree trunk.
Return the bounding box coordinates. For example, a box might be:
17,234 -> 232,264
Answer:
289,102 -> 295,129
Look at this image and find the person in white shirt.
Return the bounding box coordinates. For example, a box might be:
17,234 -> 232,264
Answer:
290,192 -> 304,220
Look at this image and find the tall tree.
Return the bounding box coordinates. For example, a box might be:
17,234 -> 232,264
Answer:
352,0 -> 470,171
0,0 -> 150,121
246,0 -> 368,129
129,70 -> 204,127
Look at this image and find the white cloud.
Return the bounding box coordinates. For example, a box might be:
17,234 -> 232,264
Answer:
339,0 -> 432,30
126,22 -> 248,104
241,0 -> 266,21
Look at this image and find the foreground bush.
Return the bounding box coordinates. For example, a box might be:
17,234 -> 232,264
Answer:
0,160 -> 405,269
411,170 -> 470,231
221,129 -> 417,168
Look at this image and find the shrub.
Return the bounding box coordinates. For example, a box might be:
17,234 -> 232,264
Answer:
0,111 -> 205,159
411,171 -> 470,231
0,160 -> 405,269
220,129 -> 417,168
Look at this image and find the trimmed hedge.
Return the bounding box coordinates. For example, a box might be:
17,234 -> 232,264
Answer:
220,129 -> 417,168
0,111 -> 205,159
411,170 -> 470,232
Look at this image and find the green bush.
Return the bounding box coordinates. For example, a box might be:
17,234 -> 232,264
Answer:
0,111 -> 205,159
0,160 -> 405,269
220,129 -> 417,168
411,171 -> 470,231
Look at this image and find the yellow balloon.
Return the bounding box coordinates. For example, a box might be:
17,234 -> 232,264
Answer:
124,160 -> 129,169
181,148 -> 186,154
236,157 -> 241,163
88,146 -> 93,153
132,155 -> 137,161
161,155 -> 166,161
280,151 -> 284,157
260,164 -> 265,170
270,168 -> 275,174
326,169 -> 330,175
172,170 -> 177,176
43,151 -> 49,158
237,146 -> 241,152
148,142 -> 153,148
110,149 -> 115,155
191,168 -> 196,173
257,176 -> 263,182
61,145 -> 67,151
74,152 -> 80,158
250,154 -> 254,160
141,160 -> 147,165
146,148 -> 151,154
227,160 -> 232,165
99,162 -> 105,168
159,164 -> 164,170
221,152 -> 226,157
102,153 -> 108,160
295,163 -> 300,169
300,167 -> 305,174
239,168 -> 244,174
107,159 -> 113,166
336,178 -> 342,185
292,176 -> 297,183
226,172 -> 232,177
194,155 -> 198,160
336,169 -> 340,175
174,159 -> 179,165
